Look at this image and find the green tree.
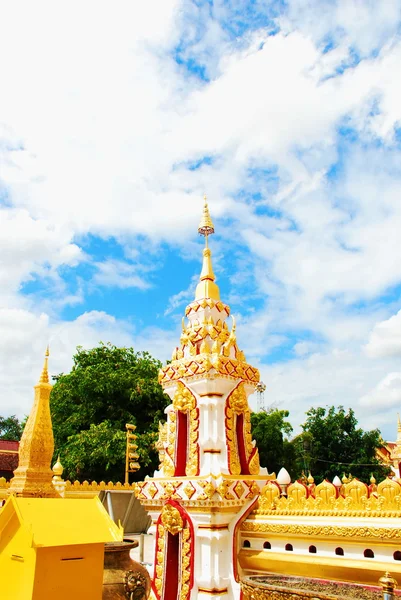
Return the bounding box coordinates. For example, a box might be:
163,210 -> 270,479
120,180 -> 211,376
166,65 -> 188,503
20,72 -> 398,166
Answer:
0,415 -> 23,441
293,406 -> 390,484
50,343 -> 170,482
251,409 -> 294,475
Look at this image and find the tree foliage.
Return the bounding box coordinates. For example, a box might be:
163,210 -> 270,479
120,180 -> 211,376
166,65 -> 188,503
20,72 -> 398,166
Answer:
251,409 -> 294,475
50,343 -> 169,482
295,406 -> 390,483
0,415 -> 23,441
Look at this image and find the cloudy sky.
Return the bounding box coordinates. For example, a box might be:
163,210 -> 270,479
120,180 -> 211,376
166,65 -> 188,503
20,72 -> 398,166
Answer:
1,0 -> 401,440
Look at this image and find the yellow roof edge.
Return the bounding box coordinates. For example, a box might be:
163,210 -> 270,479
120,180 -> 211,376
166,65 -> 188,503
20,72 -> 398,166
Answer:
94,496 -> 124,540
0,494 -> 35,548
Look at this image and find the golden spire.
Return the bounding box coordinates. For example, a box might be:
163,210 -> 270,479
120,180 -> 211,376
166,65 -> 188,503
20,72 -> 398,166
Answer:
198,194 -> 215,242
195,195 -> 220,301
8,347 -> 59,498
39,345 -> 50,384
398,413 -> 401,434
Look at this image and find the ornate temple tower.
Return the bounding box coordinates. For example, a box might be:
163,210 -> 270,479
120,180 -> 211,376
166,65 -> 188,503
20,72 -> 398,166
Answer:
8,348 -> 59,498
137,199 -> 272,600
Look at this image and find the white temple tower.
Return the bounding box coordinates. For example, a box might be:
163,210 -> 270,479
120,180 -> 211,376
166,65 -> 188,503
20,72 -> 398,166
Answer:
137,198 -> 272,600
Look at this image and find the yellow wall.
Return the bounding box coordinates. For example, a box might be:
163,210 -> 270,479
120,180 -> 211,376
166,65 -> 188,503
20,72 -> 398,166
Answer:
0,513 -> 36,600
33,543 -> 105,600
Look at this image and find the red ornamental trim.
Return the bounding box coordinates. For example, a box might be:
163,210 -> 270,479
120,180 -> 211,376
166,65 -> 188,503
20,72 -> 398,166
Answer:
225,382 -> 251,476
152,501 -> 195,600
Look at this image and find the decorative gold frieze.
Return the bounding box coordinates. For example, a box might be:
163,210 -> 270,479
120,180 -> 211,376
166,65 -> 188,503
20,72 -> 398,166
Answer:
159,353 -> 259,385
256,477 -> 401,517
241,521 -> 401,539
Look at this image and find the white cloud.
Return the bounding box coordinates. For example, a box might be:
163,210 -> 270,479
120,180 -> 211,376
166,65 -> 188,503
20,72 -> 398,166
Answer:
252,348 -> 401,440
1,0 -> 401,445
93,259 -> 152,290
365,310 -> 401,358
360,372 -> 401,411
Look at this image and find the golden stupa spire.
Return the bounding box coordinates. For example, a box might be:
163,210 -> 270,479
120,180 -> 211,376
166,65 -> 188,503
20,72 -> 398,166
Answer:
8,347 -> 59,498
195,195 -> 220,301
39,345 -> 50,384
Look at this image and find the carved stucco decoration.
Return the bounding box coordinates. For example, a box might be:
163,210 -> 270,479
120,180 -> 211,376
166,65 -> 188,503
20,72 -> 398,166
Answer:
255,476 -> 401,517
225,383 -> 260,476
241,520 -> 401,539
161,503 -> 184,535
162,382 -> 200,478
159,307 -> 260,386
154,504 -> 193,600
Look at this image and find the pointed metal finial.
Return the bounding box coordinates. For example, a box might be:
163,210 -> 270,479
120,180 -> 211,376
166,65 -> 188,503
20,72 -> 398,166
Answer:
39,345 -> 50,384
198,194 -> 215,238
195,195 -> 220,301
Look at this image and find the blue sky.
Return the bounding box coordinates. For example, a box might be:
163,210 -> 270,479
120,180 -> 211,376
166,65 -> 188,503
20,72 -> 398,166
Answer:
2,0 -> 401,443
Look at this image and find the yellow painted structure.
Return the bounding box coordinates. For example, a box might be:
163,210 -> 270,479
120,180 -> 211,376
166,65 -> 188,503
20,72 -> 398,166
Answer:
0,495 -> 123,600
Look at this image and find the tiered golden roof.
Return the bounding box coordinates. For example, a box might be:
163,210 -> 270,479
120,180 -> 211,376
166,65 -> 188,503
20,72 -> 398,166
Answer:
159,198 -> 259,386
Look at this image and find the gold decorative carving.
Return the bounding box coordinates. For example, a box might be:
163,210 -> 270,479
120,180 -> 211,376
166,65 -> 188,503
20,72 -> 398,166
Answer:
155,422 -> 167,470
159,354 -> 259,385
154,507 -> 192,600
287,480 -> 307,504
161,504 -> 183,535
173,382 -> 195,413
164,382 -> 200,477
199,480 -> 216,500
8,349 -> 59,498
183,482 -> 196,499
256,474 -> 401,517
225,383 -> 261,476
377,477 -> 401,501
179,523 -> 192,600
234,481 -> 245,498
241,521 -> 401,539
230,384 -> 248,414
314,480 -> 337,505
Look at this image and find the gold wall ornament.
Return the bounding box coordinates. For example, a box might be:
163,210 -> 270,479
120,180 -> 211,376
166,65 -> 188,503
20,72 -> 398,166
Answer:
159,351 -> 260,385
173,382 -> 195,413
259,481 -> 281,510
225,383 -> 260,476
241,521 -> 401,539
253,472 -> 401,516
314,479 -> 337,505
165,382 -> 200,477
155,422 -> 168,470
153,506 -> 193,600
287,480 -> 308,504
377,477 -> 401,502
8,348 -> 59,498
229,384 -> 248,414
161,504 -> 184,535
344,478 -> 369,504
